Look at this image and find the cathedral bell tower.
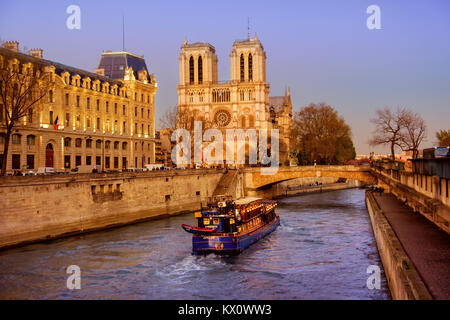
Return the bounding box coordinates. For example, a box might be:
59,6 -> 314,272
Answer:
179,40 -> 218,86
230,34 -> 266,83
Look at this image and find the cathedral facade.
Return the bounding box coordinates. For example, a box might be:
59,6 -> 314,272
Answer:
177,35 -> 292,166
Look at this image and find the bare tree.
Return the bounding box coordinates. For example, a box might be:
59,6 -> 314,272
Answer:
158,105 -> 178,130
369,107 -> 408,161
402,110 -> 426,158
0,51 -> 50,174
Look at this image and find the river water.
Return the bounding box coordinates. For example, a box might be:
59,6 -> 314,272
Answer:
0,188 -> 390,299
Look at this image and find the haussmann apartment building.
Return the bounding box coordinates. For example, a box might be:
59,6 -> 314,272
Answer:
0,41 -> 158,173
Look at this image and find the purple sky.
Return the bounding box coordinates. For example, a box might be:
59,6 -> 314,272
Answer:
1,0 -> 449,154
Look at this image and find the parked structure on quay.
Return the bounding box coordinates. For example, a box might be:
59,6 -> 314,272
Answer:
0,41 -> 157,173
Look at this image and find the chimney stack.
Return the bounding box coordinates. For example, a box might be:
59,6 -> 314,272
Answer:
28,48 -> 43,59
3,41 -> 19,52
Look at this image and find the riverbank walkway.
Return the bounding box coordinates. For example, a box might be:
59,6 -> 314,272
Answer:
373,193 -> 450,299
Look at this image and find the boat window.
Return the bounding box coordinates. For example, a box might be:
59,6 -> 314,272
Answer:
203,218 -> 210,225
213,218 -> 220,225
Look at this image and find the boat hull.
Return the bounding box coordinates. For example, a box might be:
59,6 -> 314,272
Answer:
192,216 -> 280,255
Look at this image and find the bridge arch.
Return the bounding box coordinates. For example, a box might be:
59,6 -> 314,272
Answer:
243,165 -> 377,190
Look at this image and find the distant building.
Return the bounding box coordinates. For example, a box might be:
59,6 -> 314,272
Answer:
0,42 -> 157,172
155,129 -> 175,167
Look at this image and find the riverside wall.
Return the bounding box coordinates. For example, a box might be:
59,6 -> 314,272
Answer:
365,191 -> 432,300
0,169 -> 224,250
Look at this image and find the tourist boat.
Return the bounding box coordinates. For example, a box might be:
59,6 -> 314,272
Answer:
181,195 -> 280,255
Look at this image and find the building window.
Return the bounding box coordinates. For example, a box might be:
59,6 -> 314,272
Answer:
105,140 -> 110,149
65,93 -> 69,106
189,56 -> 194,84
49,90 -> 53,103
12,134 -> 21,145
96,140 -> 102,149
106,101 -> 109,113
28,109 -> 33,124
135,123 -> 138,134
86,97 -> 90,110
123,105 -> 126,115
141,108 -> 144,118
122,142 -> 127,150
76,95 -> 80,107
122,157 -> 127,168
114,103 -> 118,114
135,107 -> 137,117
114,141 -> 119,150
123,121 -> 126,134
27,155 -> 35,169
114,157 -> 119,169
96,156 -> 101,166
27,135 -> 35,146
240,54 -> 245,81
147,109 -> 150,119
86,156 -> 92,165
96,99 -> 100,111
75,138 -> 82,148
97,118 -> 100,130
86,139 -> 92,148
76,115 -> 81,128
65,113 -> 70,127
64,155 -> 71,169
64,137 -> 71,147
87,117 -> 91,128
12,154 -> 20,169
105,156 -> 110,169
114,120 -> 118,132
75,156 -> 82,167
198,56 -> 203,84
248,53 -> 253,81
49,111 -> 54,124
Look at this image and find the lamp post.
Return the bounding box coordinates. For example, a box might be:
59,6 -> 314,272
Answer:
102,134 -> 105,173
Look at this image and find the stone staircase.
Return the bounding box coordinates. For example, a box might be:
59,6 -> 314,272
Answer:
213,170 -> 239,197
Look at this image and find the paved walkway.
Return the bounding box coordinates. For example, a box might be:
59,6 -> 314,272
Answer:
373,193 -> 450,300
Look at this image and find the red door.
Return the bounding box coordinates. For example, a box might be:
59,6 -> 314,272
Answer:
45,144 -> 54,167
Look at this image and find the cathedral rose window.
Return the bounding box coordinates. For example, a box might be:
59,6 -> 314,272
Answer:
214,109 -> 231,127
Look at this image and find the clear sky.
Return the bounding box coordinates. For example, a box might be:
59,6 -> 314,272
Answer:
1,0 -> 449,154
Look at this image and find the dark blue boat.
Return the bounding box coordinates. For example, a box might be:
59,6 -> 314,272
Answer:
182,196 -> 280,255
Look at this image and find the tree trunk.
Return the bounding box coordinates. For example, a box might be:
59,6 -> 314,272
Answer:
1,126 -> 13,175
390,142 -> 396,161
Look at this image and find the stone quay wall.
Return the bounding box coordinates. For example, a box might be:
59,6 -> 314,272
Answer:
0,169 -> 224,250
365,191 -> 432,300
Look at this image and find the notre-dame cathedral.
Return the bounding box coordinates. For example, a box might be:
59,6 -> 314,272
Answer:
177,35 -> 292,166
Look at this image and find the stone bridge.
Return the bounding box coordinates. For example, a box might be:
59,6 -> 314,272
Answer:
243,165 -> 377,190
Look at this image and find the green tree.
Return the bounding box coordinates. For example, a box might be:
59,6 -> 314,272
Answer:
436,130 -> 450,146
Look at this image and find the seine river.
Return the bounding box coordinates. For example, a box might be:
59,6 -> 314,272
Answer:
0,188 -> 390,299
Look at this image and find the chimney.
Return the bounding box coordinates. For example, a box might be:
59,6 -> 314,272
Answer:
94,68 -> 105,76
3,41 -> 19,52
28,48 -> 43,59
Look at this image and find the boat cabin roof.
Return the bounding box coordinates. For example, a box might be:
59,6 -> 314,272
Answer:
234,197 -> 263,205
